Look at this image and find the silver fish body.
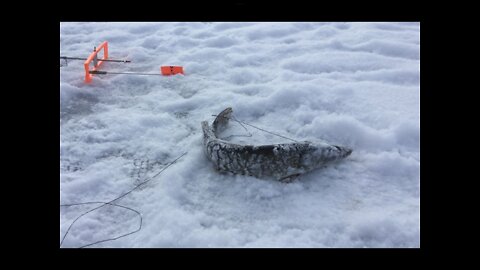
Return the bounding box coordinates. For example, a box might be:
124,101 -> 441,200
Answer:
201,108 -> 352,180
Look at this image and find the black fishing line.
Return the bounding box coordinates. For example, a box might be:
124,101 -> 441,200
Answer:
60,151 -> 188,248
212,114 -> 300,143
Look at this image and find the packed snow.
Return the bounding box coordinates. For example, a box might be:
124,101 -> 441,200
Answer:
60,22 -> 420,248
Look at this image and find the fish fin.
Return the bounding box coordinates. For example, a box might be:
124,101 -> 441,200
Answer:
279,173 -> 301,183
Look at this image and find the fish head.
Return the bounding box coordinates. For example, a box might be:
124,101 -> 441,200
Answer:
301,141 -> 352,168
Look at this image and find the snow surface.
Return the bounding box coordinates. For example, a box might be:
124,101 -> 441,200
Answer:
60,22 -> 420,248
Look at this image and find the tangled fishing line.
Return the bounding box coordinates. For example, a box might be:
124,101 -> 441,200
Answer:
213,114 -> 301,143
60,151 -> 188,248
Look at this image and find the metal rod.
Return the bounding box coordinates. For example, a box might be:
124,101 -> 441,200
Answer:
60,56 -> 131,63
89,70 -> 162,76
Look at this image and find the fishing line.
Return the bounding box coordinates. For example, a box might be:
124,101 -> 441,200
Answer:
60,151 -> 188,248
212,114 -> 300,143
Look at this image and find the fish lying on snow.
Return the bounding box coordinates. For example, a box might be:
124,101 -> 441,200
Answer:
201,107 -> 353,181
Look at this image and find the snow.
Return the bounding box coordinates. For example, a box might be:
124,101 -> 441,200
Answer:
60,22 -> 420,248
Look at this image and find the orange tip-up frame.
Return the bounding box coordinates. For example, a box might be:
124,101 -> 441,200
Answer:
84,41 -> 109,83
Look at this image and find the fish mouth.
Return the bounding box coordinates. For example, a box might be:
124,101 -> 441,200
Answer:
202,107 -> 353,180
335,145 -> 353,157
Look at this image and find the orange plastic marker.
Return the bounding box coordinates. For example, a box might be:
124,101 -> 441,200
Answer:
161,66 -> 184,76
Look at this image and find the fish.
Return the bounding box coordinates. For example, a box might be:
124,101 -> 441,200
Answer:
201,107 -> 352,181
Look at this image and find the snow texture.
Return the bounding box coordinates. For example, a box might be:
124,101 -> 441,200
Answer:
60,22 -> 420,248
